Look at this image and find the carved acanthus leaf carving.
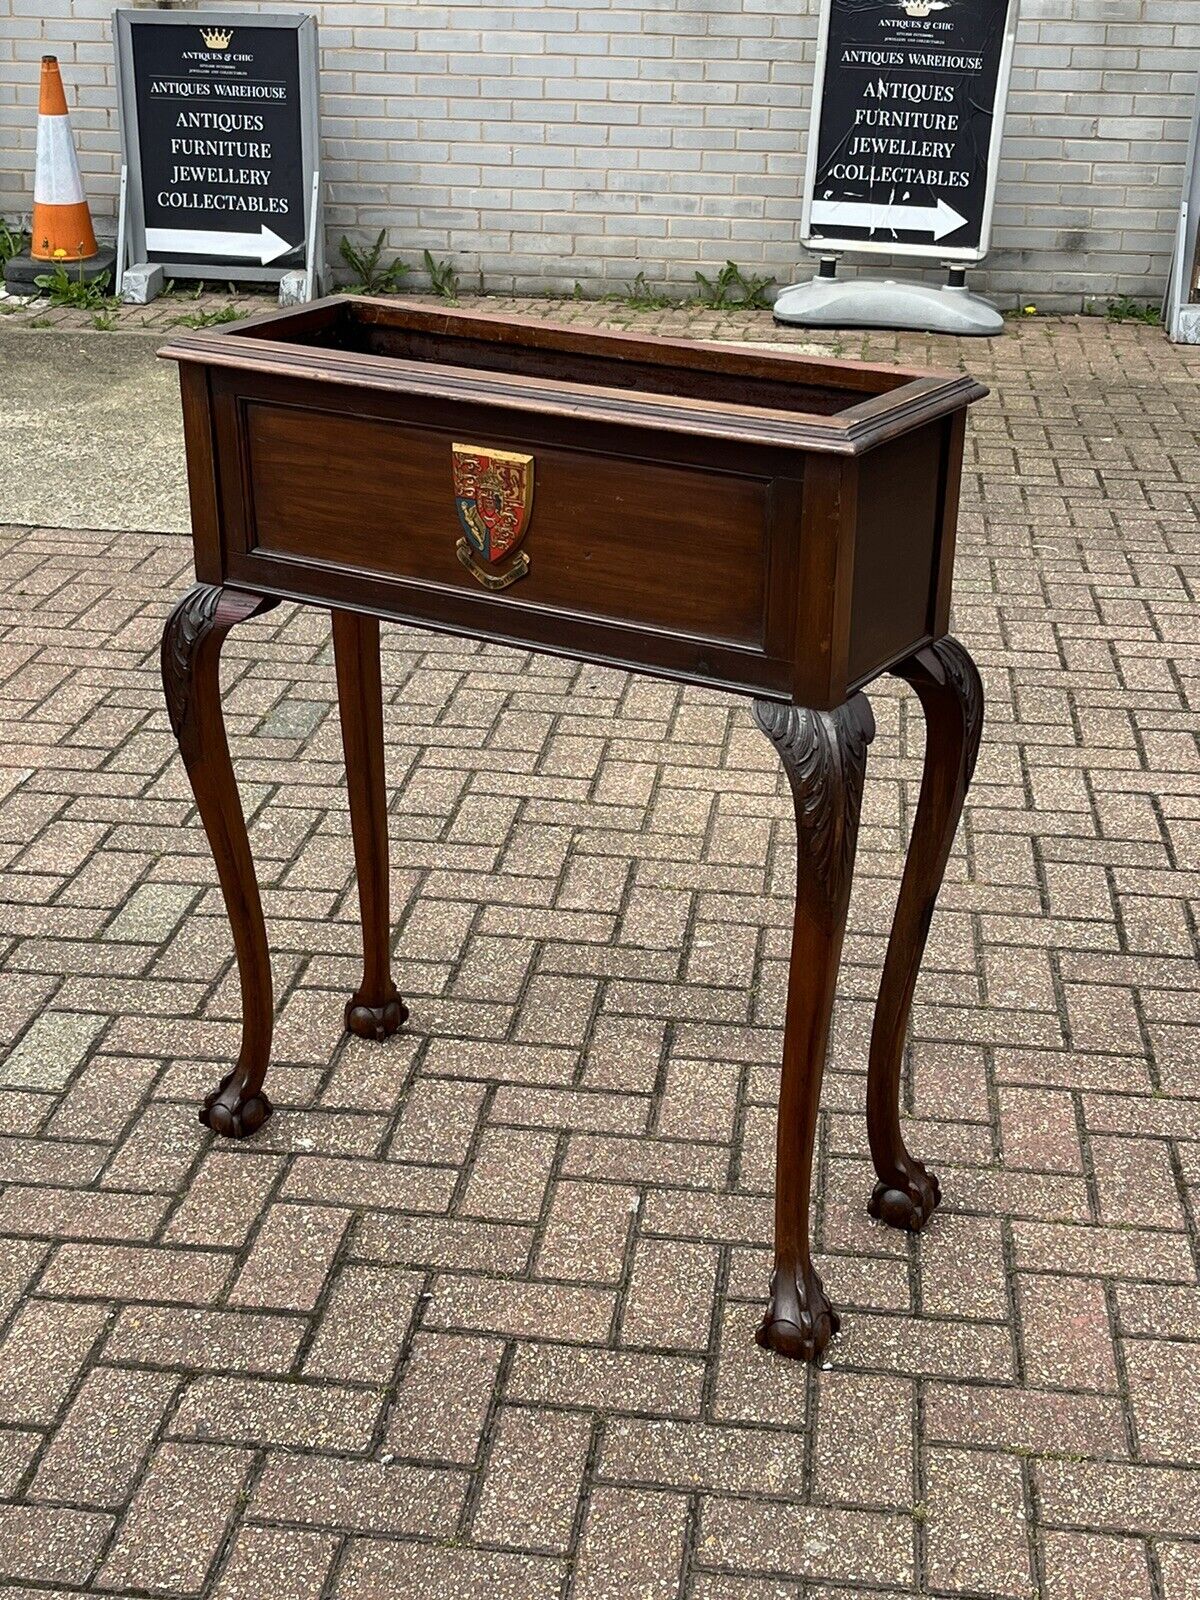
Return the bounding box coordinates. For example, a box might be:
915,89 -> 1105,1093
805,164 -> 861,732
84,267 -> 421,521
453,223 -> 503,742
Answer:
936,637 -> 984,785
754,695 -> 875,894
899,636 -> 985,787
161,584 -> 223,740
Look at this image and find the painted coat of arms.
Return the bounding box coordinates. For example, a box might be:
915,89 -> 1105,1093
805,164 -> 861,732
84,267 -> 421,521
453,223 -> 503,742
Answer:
452,443 -> 534,590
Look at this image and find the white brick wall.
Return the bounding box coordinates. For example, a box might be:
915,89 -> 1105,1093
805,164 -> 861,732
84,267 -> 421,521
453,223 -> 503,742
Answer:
1,0 -> 1197,309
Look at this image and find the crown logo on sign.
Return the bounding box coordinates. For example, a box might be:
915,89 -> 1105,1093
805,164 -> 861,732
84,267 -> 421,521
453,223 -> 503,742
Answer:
900,1 -> 949,15
199,27 -> 233,48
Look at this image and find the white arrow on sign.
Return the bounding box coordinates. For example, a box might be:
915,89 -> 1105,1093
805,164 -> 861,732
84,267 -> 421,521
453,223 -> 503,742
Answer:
811,197 -> 968,242
145,224 -> 295,264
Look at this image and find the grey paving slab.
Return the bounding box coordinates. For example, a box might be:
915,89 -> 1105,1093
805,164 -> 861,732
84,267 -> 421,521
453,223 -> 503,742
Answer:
0,304 -> 1197,1599
0,328 -> 188,534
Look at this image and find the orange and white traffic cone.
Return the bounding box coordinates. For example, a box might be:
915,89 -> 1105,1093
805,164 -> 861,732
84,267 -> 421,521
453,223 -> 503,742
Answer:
31,55 -> 98,262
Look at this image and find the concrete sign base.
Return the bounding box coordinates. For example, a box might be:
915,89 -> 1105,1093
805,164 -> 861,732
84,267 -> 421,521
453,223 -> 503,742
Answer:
119,262 -> 164,305
773,276 -> 1004,337
279,261 -> 328,305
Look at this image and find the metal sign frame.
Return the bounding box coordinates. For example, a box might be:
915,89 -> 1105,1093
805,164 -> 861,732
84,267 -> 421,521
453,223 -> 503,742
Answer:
113,7 -> 321,285
800,0 -> 1021,264
1166,71 -> 1200,343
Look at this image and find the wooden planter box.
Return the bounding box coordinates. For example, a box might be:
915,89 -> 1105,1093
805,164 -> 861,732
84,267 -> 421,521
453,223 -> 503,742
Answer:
159,299 -> 987,1364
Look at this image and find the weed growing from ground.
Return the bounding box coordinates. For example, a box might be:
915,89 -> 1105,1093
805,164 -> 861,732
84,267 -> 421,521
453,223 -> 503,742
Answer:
33,262 -> 115,310
693,261 -> 775,310
1103,294 -> 1162,325
423,250 -> 460,301
338,231 -> 410,294
0,218 -> 28,264
169,304 -> 244,329
617,271 -> 674,310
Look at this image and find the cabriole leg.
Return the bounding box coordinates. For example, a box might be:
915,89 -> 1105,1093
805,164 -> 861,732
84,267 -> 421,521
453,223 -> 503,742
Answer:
754,694 -> 875,1361
332,611 -> 407,1040
162,583 -> 279,1138
867,637 -> 984,1230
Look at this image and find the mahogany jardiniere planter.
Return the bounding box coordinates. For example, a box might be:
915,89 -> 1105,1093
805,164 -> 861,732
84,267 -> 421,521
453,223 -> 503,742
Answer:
159,298 -> 986,1362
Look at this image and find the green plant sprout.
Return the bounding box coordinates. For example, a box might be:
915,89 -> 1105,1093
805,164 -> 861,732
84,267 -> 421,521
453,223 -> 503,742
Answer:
0,219 -> 28,265
423,250 -> 460,301
1104,294 -> 1162,326
338,231 -> 409,294
693,261 -> 775,311
619,271 -> 674,310
169,304 -> 244,329
33,261 -> 115,310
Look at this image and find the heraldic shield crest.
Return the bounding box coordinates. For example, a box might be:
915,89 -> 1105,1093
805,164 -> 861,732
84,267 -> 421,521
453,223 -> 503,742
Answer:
452,443 -> 534,590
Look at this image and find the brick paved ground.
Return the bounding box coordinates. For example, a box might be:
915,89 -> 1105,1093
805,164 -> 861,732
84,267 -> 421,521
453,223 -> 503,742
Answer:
0,309 -> 1198,1599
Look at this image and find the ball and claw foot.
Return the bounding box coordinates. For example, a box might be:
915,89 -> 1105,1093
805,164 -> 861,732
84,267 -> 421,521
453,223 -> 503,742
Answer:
344,989 -> 409,1042
868,1158 -> 941,1232
755,1264 -> 840,1363
200,1072 -> 273,1139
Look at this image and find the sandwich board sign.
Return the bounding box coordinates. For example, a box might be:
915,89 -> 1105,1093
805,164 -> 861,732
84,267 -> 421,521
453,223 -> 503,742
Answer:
801,0 -> 1019,263
113,8 -> 322,295
1166,70 -> 1200,344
